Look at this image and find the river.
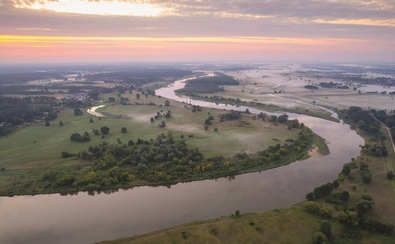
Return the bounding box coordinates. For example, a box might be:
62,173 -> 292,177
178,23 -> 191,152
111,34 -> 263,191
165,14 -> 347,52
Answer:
0,77 -> 364,244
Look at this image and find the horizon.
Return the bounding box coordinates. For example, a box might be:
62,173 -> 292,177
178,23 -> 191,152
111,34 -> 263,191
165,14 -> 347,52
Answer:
1,0 -> 394,63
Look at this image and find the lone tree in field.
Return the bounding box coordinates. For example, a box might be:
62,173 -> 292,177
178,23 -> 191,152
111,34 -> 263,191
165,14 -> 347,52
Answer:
74,108 -> 83,116
164,100 -> 170,106
159,121 -> 166,128
121,127 -> 127,133
101,126 -> 110,135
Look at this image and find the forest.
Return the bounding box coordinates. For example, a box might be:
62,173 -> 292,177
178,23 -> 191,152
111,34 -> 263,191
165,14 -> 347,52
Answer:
0,96 -> 60,136
181,73 -> 239,94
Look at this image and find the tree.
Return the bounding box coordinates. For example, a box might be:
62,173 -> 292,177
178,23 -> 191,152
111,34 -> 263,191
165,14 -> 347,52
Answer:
59,120 -> 64,126
342,164 -> 351,176
164,100 -> 170,106
387,171 -> 394,180
101,126 -> 110,135
70,132 -> 90,142
320,221 -> 332,238
150,117 -> 155,123
136,93 -> 141,100
340,191 -> 350,201
45,119 -> 50,126
204,118 -> 212,125
278,114 -> 289,123
74,108 -> 83,116
121,127 -> 127,133
306,192 -> 314,201
312,231 -> 327,244
89,118 -> 94,123
158,121 -> 166,128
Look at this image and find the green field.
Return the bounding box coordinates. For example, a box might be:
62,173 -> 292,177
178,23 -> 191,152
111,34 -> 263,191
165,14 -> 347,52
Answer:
102,122 -> 395,244
0,94 -> 299,168
102,204 -> 394,244
0,93 -> 314,196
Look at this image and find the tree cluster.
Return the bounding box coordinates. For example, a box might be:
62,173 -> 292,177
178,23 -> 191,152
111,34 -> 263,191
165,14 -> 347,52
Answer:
338,106 -> 380,134
181,74 -> 239,94
70,132 -> 90,142
0,96 -> 59,136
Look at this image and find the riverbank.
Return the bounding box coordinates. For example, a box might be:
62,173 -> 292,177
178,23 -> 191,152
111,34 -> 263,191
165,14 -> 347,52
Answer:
0,120 -> 318,197
102,204 -> 394,244
102,116 -> 395,244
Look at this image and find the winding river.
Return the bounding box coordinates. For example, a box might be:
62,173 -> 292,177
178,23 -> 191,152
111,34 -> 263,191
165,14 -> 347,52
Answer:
0,77 -> 364,244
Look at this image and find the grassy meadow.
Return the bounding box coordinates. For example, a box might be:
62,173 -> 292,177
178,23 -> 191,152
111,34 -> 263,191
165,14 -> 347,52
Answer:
0,92 -> 310,195
103,119 -> 395,244
0,93 -> 300,169
103,205 -> 394,244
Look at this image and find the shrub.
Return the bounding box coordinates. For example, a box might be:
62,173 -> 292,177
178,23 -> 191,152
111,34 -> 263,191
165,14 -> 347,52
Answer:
387,171 -> 394,180
312,231 -> 327,244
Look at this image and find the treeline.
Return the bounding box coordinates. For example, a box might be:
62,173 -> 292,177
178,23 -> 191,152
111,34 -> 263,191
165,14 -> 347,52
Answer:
0,96 -> 59,136
338,106 -> 380,134
339,106 -> 395,144
84,69 -> 192,86
371,109 -> 395,144
181,74 -> 239,94
319,81 -> 349,89
304,188 -> 394,236
0,72 -> 56,84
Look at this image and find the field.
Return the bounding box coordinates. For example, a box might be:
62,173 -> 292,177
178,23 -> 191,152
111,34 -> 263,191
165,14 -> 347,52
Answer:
0,94 -> 300,168
102,119 -> 395,244
103,205 -> 393,244
101,65 -> 395,243
222,66 -> 395,112
0,91 -> 313,196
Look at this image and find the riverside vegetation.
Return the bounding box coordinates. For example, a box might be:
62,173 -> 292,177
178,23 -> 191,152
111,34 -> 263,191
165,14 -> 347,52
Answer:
1,65 -> 395,243
0,89 -> 322,196
103,106 -> 395,244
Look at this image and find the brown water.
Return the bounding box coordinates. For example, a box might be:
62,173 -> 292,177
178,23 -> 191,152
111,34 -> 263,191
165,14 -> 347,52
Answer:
0,77 -> 363,244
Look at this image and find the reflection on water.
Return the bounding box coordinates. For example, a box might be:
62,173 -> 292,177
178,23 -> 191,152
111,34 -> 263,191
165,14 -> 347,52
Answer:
0,77 -> 364,244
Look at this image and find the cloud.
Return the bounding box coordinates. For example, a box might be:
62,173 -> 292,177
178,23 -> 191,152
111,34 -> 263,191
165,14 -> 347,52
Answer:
1,0 -> 394,62
12,0 -> 170,17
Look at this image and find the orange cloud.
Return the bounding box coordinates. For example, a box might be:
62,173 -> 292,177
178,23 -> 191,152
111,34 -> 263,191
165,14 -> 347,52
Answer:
0,35 -> 393,63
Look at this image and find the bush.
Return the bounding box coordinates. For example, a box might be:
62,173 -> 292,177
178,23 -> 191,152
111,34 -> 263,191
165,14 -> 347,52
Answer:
61,151 -> 74,158
303,201 -> 331,218
387,171 -> 394,180
312,231 -> 327,244
339,191 -> 350,201
363,219 -> 395,235
70,132 -> 90,142
320,221 -> 332,238
306,192 -> 314,201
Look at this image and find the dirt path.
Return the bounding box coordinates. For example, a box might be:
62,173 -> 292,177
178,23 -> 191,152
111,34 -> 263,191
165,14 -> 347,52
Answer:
383,124 -> 395,154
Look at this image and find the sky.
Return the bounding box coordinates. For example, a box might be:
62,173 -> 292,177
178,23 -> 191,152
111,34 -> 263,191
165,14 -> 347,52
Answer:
0,0 -> 394,64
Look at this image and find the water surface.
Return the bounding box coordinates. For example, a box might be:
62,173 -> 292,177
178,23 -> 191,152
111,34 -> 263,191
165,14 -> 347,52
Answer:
0,77 -> 363,243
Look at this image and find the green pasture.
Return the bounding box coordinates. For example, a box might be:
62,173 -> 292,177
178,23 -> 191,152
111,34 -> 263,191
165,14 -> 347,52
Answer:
0,95 -> 301,169
103,204 -> 393,244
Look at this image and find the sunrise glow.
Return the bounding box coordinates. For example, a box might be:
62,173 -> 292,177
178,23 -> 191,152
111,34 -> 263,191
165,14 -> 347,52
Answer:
14,0 -> 168,17
1,0 -> 394,63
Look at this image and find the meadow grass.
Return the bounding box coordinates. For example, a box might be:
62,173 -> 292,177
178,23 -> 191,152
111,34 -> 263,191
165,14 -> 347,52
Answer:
101,204 -> 394,244
0,94 -> 301,168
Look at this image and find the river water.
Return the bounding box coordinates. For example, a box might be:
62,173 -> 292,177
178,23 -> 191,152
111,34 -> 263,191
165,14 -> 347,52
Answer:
0,77 -> 364,244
